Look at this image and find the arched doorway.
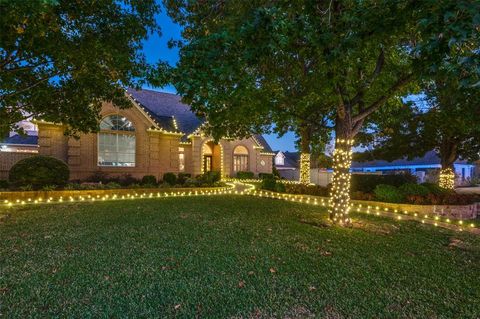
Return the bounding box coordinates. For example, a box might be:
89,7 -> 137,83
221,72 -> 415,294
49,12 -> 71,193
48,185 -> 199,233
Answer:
201,141 -> 223,176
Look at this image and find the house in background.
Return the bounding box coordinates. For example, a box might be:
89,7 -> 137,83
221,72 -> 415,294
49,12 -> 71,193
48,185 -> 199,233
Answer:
274,151 -> 300,180
0,89 -> 274,181
351,150 -> 475,185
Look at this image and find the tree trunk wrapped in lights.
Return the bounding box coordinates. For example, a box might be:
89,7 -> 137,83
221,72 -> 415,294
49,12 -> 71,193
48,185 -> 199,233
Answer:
328,138 -> 354,225
439,167 -> 455,189
299,125 -> 312,184
299,153 -> 311,184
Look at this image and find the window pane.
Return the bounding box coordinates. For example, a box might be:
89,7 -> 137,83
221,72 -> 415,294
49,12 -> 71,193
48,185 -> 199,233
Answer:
100,115 -> 135,131
98,133 -> 135,167
234,155 -> 248,172
179,153 -> 185,172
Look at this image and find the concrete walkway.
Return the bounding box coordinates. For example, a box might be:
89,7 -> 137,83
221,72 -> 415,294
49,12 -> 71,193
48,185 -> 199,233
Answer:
456,186 -> 480,194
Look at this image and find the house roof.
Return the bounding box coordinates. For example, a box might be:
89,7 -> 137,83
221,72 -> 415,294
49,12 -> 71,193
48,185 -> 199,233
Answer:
0,134 -> 38,146
127,88 -> 203,136
253,134 -> 273,153
275,151 -> 300,168
352,150 -> 472,168
127,89 -> 273,151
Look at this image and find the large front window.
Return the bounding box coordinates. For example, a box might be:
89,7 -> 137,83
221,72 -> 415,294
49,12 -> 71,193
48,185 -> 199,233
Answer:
233,145 -> 249,172
98,115 -> 135,167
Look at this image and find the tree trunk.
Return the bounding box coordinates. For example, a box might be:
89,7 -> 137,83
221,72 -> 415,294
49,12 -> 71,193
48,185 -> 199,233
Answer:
438,140 -> 457,189
329,111 -> 354,225
299,126 -> 311,184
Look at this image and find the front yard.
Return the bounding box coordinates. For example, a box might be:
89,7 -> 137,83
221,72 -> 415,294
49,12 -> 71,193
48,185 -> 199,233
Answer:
1,196 -> 479,318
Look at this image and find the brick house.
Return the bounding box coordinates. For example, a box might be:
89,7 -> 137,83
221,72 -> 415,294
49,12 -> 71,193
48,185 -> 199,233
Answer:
0,89 -> 274,181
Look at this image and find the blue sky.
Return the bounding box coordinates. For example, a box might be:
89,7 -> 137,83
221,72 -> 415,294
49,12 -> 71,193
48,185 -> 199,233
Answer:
140,8 -> 298,152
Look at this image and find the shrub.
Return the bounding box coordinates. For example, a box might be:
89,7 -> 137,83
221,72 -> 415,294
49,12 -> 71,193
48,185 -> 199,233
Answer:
118,174 -> 139,186
141,175 -> 157,185
236,171 -> 254,179
399,183 -> 430,196
373,184 -> 405,203
421,182 -> 447,195
105,182 -> 121,189
261,178 -> 277,191
272,166 -> 280,178
177,173 -> 191,185
85,171 -> 110,183
163,172 -> 177,185
351,173 -> 417,193
19,184 -> 33,191
9,155 -> 69,189
274,183 -> 286,193
351,191 -> 375,201
42,185 -> 57,191
284,184 -> 329,197
259,173 -> 274,180
195,171 -> 221,186
64,183 -> 82,190
0,180 -> 9,189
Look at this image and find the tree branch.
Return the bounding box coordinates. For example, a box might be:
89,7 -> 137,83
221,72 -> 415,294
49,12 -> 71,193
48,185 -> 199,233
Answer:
352,73 -> 413,124
351,48 -> 385,106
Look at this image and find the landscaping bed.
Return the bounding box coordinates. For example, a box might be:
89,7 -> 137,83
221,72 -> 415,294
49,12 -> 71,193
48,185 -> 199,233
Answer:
1,196 -> 479,317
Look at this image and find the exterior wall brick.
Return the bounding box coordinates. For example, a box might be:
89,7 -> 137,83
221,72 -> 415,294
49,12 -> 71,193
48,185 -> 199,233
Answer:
29,101 -> 273,181
0,152 -> 35,179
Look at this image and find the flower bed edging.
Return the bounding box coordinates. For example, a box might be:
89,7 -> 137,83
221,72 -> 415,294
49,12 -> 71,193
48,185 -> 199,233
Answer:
0,185 -> 234,203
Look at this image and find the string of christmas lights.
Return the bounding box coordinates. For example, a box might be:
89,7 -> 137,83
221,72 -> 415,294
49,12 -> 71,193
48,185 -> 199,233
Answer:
328,139 -> 354,225
439,168 -> 455,189
2,181 -> 477,234
299,153 -> 311,184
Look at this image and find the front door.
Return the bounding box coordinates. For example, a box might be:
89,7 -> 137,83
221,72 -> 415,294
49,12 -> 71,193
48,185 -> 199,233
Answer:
203,155 -> 212,172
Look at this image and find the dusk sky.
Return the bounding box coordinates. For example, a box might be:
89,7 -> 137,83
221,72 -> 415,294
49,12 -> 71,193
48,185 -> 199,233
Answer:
140,7 -> 298,152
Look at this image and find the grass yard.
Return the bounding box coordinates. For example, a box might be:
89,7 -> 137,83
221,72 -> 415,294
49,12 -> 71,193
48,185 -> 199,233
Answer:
1,196 -> 479,318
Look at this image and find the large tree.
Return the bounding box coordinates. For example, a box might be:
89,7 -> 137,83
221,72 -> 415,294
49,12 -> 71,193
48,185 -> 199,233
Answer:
0,0 -> 168,136
166,0 -> 479,225
357,77 -> 480,189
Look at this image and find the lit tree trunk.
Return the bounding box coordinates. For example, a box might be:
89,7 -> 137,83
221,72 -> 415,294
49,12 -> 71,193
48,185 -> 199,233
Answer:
439,139 -> 457,189
299,125 -> 311,184
328,108 -> 354,225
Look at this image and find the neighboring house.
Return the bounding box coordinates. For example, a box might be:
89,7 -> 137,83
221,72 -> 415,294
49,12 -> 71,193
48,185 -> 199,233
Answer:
351,150 -> 475,185
0,89 -> 274,181
0,134 -> 38,153
274,151 -> 300,180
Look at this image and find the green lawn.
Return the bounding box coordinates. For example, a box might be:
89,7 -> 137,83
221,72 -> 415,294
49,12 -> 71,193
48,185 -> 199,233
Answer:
1,196 -> 479,318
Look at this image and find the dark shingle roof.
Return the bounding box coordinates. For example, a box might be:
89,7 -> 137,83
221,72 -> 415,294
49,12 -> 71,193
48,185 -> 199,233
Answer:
275,151 -> 300,168
1,134 -> 38,145
127,88 -> 203,135
352,150 -> 470,168
253,134 -> 273,153
128,89 -> 273,152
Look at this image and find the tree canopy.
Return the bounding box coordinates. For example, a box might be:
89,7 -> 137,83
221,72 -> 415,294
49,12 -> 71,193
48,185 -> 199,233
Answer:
357,77 -> 480,170
1,0 -> 168,136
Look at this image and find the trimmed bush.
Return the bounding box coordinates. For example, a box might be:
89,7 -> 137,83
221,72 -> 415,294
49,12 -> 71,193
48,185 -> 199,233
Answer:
261,178 -> 276,191
351,173 -> 417,193
196,171 -> 221,186
141,175 -> 157,185
373,184 -> 405,203
0,180 -> 9,189
284,184 -> 329,197
258,173 -> 274,180
177,173 -> 191,185
399,183 -> 430,196
421,182 -> 446,195
163,172 -> 177,185
236,171 -> 254,179
274,183 -> 286,193
9,155 -> 69,189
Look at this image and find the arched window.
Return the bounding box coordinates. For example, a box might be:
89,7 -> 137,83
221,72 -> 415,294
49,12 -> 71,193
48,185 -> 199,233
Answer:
98,115 -> 136,167
233,145 -> 249,172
